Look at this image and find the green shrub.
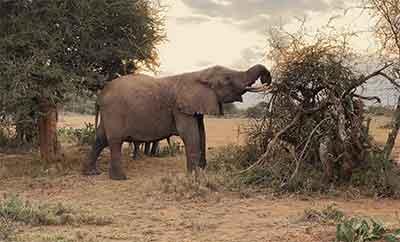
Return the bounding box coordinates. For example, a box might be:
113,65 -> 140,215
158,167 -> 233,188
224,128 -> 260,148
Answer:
58,122 -> 95,145
336,217 -> 400,242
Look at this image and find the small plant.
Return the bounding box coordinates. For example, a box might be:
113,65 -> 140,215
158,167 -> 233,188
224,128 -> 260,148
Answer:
0,217 -> 16,242
157,140 -> 183,157
336,217 -> 400,242
0,194 -> 112,226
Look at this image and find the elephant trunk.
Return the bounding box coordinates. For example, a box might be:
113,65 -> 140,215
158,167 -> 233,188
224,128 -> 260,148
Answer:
245,64 -> 272,86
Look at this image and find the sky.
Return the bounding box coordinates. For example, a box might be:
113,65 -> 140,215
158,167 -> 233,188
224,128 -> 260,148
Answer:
155,0 -> 397,108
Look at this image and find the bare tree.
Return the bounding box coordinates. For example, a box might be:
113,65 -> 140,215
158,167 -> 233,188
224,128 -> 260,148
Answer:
365,0 -> 400,159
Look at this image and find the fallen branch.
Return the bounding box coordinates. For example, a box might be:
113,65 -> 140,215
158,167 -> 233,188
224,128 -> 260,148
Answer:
239,112 -> 302,174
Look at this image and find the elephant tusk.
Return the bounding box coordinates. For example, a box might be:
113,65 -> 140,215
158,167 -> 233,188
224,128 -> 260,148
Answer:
245,83 -> 273,93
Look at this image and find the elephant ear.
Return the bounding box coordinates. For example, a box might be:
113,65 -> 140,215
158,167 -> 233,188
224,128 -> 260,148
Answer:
176,79 -> 223,116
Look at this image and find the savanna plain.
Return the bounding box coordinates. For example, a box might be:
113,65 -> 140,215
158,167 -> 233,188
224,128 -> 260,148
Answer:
0,113 -> 399,242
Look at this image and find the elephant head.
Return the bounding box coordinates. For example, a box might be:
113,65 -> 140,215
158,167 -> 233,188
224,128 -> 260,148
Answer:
176,64 -> 272,115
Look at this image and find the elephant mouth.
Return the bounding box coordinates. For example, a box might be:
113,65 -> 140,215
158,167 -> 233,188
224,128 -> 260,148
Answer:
245,82 -> 273,93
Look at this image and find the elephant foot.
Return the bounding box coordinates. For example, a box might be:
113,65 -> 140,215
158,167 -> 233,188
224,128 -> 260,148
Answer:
109,167 -> 127,180
82,164 -> 102,176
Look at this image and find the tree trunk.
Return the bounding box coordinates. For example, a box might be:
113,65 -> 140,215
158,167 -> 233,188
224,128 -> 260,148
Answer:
38,99 -> 59,162
384,95 -> 400,160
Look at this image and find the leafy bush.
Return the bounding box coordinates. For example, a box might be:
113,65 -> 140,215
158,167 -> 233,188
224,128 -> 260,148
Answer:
0,194 -> 112,226
350,152 -> 400,198
336,217 -> 400,242
245,101 -> 269,119
207,144 -> 260,172
58,122 -> 95,145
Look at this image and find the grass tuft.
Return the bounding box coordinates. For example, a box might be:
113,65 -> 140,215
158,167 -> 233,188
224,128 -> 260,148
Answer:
0,194 -> 112,226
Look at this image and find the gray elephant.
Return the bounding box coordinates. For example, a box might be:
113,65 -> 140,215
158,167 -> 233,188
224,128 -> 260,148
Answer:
82,64 -> 271,180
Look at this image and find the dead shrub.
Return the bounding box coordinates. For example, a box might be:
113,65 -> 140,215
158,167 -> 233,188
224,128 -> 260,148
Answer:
206,23 -> 400,197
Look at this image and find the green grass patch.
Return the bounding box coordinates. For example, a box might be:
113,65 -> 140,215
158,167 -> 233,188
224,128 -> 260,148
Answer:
0,194 -> 112,226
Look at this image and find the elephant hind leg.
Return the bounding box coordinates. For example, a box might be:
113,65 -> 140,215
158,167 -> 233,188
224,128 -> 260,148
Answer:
132,141 -> 141,160
197,116 -> 207,169
150,141 -> 159,156
83,128 -> 108,176
109,141 -> 127,180
144,142 -> 151,155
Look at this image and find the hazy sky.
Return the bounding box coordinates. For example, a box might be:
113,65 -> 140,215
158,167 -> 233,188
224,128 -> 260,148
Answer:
156,0 -> 394,107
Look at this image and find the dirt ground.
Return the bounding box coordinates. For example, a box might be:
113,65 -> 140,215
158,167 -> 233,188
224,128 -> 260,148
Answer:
1,114 -> 400,242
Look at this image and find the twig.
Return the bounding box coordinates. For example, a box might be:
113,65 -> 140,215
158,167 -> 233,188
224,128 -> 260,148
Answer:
378,72 -> 400,89
345,63 -> 394,95
288,118 -> 330,185
238,112 -> 302,174
352,94 -> 381,103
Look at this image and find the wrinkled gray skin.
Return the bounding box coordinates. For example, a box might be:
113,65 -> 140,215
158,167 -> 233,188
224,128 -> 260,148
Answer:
82,64 -> 271,180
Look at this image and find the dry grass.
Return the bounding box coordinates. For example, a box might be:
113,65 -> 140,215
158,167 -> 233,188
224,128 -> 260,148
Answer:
0,113 -> 400,242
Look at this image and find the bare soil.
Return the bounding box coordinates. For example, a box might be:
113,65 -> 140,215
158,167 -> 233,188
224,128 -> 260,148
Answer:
0,114 -> 399,242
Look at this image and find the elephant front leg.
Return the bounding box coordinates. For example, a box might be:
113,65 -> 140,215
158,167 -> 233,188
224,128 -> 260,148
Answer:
197,115 -> 207,169
109,142 -> 127,180
175,113 -> 201,174
132,141 -> 140,160
83,130 -> 107,176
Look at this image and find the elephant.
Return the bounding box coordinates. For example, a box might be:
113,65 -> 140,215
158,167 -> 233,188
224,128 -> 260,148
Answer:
82,64 -> 271,180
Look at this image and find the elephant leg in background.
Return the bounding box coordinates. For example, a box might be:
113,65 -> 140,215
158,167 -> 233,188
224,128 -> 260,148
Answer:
166,137 -> 172,155
109,141 -> 127,180
197,115 -> 207,169
175,113 -> 201,174
144,142 -> 151,155
83,125 -> 108,175
132,141 -> 141,160
150,141 -> 159,156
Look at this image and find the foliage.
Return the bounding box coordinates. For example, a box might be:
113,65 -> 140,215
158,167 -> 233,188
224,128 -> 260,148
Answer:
0,194 -> 112,226
350,152 -> 400,198
245,101 -> 269,118
58,123 -> 95,145
157,140 -> 184,157
336,217 -> 400,242
223,103 -> 239,114
0,0 -> 165,144
63,94 -> 96,115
